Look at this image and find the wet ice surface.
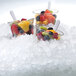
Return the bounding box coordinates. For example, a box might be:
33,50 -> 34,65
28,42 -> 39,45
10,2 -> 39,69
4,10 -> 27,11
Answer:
0,23 -> 76,76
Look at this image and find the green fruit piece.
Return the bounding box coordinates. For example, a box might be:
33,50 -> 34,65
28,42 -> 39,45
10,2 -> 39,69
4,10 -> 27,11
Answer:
49,35 -> 53,38
50,10 -> 53,13
40,26 -> 47,30
42,32 -> 49,36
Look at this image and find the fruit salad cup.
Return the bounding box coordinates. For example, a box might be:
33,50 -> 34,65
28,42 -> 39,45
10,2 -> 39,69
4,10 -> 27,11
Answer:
34,9 -> 60,40
10,18 -> 34,37
36,26 -> 60,41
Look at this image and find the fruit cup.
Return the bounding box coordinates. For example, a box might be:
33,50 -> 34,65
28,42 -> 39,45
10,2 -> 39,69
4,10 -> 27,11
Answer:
33,9 -> 59,40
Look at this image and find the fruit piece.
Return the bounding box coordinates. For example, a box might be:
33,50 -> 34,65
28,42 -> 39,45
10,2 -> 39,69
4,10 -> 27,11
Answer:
36,16 -> 40,21
44,35 -> 50,40
36,21 -> 42,24
42,32 -> 49,36
26,24 -> 33,35
21,18 -> 27,21
40,26 -> 47,30
50,30 -> 57,33
55,34 -> 60,40
18,21 -> 30,32
53,35 -> 58,39
43,19 -> 48,25
44,14 -> 55,24
41,11 -> 45,14
29,25 -> 33,34
50,10 -> 53,13
49,32 -> 53,35
11,24 -> 19,36
29,25 -> 33,29
57,34 -> 60,40
37,29 -> 44,33
45,9 -> 52,15
40,15 -> 45,21
54,33 -> 58,36
40,29 -> 45,32
37,30 -> 41,33
53,33 -> 58,39
53,14 -> 57,18
48,27 -> 53,30
46,30 -> 56,33
18,27 -> 24,34
37,32 -> 43,40
49,35 -> 53,38
19,29 -> 24,34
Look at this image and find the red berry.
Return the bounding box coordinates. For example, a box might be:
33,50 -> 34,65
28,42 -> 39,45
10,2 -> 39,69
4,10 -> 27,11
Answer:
54,33 -> 58,36
21,18 -> 27,21
40,15 -> 45,21
53,33 -> 58,39
37,32 -> 42,40
11,24 -> 19,35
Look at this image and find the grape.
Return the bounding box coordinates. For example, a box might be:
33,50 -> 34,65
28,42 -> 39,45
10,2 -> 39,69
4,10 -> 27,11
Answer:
41,11 -> 45,14
44,35 -> 50,40
53,14 -> 57,18
36,16 -> 40,21
49,32 -> 53,35
48,27 -> 53,30
29,25 -> 33,29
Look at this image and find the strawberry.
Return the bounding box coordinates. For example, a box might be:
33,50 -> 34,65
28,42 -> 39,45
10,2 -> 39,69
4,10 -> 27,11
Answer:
40,15 -> 45,21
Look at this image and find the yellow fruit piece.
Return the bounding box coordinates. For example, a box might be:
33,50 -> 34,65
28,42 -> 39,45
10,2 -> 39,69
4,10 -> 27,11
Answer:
18,21 -> 30,32
43,19 -> 48,25
50,30 -> 57,33
36,21 -> 42,24
36,21 -> 40,24
46,30 -> 56,33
